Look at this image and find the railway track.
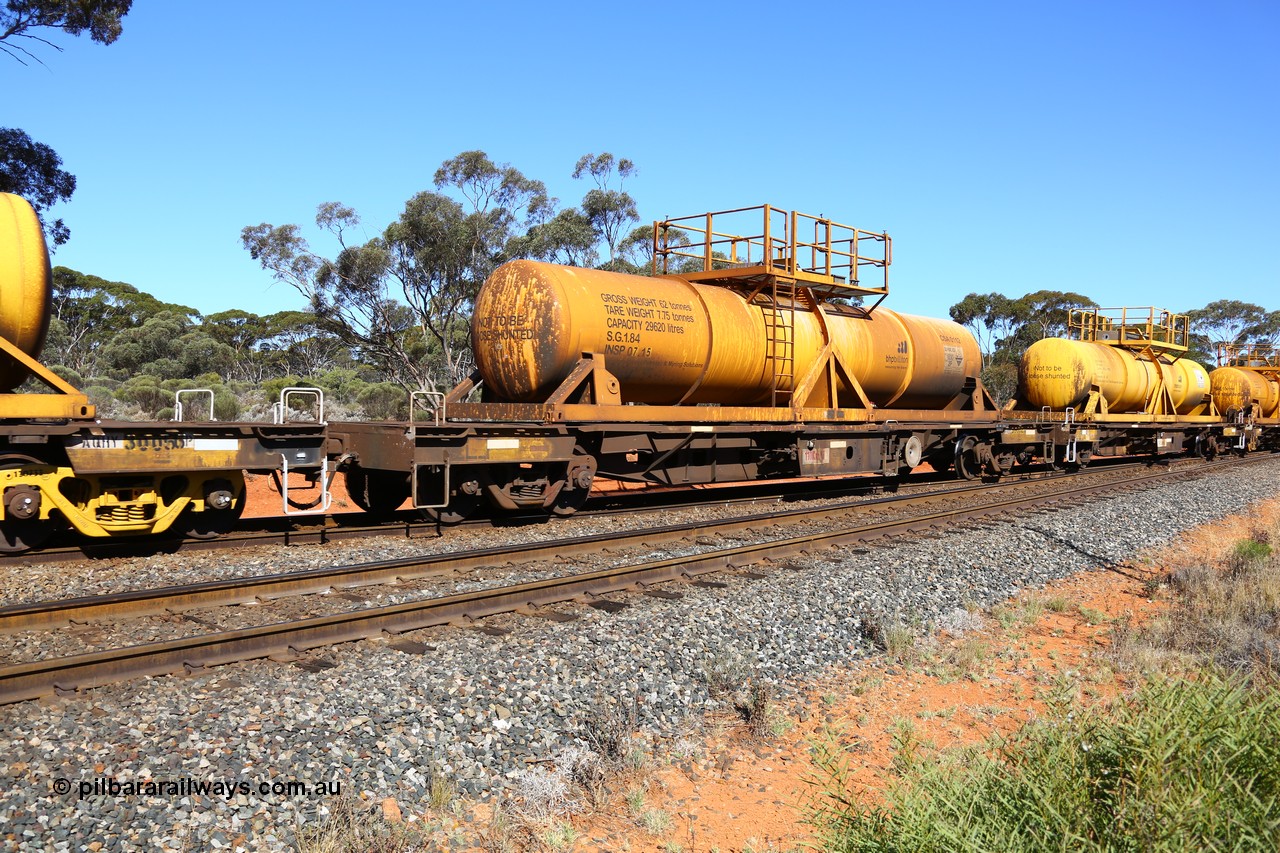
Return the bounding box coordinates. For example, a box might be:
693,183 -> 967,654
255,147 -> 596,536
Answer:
0,473 -> 918,565
0,456 -> 1167,566
2,462 -> 1017,566
0,460 -> 1164,631
0,454 -> 1265,705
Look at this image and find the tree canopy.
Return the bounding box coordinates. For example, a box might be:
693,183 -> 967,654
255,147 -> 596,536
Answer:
35,260 -> 1276,423
573,153 -> 638,269
1185,300 -> 1278,348
1,0 -> 133,247
243,149 -> 641,392
949,288 -> 1102,404
39,265 -> 368,421
0,0 -> 131,63
0,127 -> 75,245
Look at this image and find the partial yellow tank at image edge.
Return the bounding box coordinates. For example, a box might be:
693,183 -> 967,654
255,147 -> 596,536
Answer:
0,193 -> 53,392
471,260 -> 981,408
1018,337 -> 1209,415
1209,366 -> 1280,418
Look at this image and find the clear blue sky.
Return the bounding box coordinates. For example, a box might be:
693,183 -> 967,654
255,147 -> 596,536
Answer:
7,1 -> 1278,322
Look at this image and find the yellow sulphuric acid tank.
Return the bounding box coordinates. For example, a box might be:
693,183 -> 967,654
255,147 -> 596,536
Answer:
472,260 -> 981,408
1209,366 -> 1280,418
0,193 -> 53,392
1017,337 -> 1209,414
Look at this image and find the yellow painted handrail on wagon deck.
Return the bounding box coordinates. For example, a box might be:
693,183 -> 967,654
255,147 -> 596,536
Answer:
651,204 -> 891,304
1069,306 -> 1190,354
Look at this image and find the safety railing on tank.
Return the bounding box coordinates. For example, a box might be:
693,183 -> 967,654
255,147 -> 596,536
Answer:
1069,307 -> 1189,353
652,205 -> 890,301
1217,343 -> 1280,371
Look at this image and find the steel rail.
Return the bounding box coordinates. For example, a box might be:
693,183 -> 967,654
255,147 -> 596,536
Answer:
0,462 -> 1148,632
0,455 -> 1266,705
0,455 -> 1146,566
0,477 -> 905,565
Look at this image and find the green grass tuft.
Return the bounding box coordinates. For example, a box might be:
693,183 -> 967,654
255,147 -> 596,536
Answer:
810,530 -> 1280,852
810,674 -> 1280,852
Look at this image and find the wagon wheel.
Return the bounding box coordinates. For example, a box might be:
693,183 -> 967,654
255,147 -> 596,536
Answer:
345,468 -> 411,517
953,436 -> 984,481
0,454 -> 58,554
549,452 -> 597,517
420,491 -> 481,526
183,475 -> 246,540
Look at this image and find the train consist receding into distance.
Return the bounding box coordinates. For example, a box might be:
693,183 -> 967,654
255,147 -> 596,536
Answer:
2,195 -> 1277,552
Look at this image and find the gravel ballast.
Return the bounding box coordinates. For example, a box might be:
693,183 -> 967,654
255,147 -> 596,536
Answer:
1,460 -> 1277,851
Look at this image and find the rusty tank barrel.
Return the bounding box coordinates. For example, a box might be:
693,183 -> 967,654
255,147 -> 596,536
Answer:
0,194 -> 53,392
1209,366 -> 1280,418
1017,337 -> 1209,415
472,260 -> 980,408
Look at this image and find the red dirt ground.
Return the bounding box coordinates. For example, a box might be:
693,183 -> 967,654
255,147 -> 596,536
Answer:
238,466 -> 1276,851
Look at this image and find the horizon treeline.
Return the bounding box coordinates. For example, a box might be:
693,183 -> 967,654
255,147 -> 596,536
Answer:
29,149 -> 1279,420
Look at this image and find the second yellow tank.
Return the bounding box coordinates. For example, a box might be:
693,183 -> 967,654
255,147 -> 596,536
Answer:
472,260 -> 981,408
1018,337 -> 1209,414
1209,366 -> 1280,418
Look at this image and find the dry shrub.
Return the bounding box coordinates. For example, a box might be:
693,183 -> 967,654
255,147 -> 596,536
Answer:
735,679 -> 776,741
294,794 -> 423,853
1112,527 -> 1280,682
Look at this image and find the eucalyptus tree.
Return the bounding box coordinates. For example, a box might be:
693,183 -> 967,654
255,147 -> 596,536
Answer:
203,309 -> 273,383
0,128 -> 75,246
386,151 -> 551,388
949,292 -> 1027,365
572,152 -> 638,269
1018,289 -> 1099,340
1185,300 -> 1270,347
259,310 -> 348,379
1246,310 -> 1280,346
98,310 -> 192,379
949,288 -> 1098,407
47,267 -> 197,376
1,1 -> 133,247
242,204 -> 429,389
0,0 -> 131,63
615,223 -> 700,276
243,151 -> 554,392
508,208 -> 599,267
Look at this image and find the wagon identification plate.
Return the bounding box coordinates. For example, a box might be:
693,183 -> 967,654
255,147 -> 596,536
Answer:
460,436 -> 569,462
68,435 -> 239,452
63,433 -> 307,472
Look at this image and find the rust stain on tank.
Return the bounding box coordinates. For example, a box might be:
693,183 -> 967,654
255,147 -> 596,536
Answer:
471,260 -> 981,408
1019,337 -> 1209,414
